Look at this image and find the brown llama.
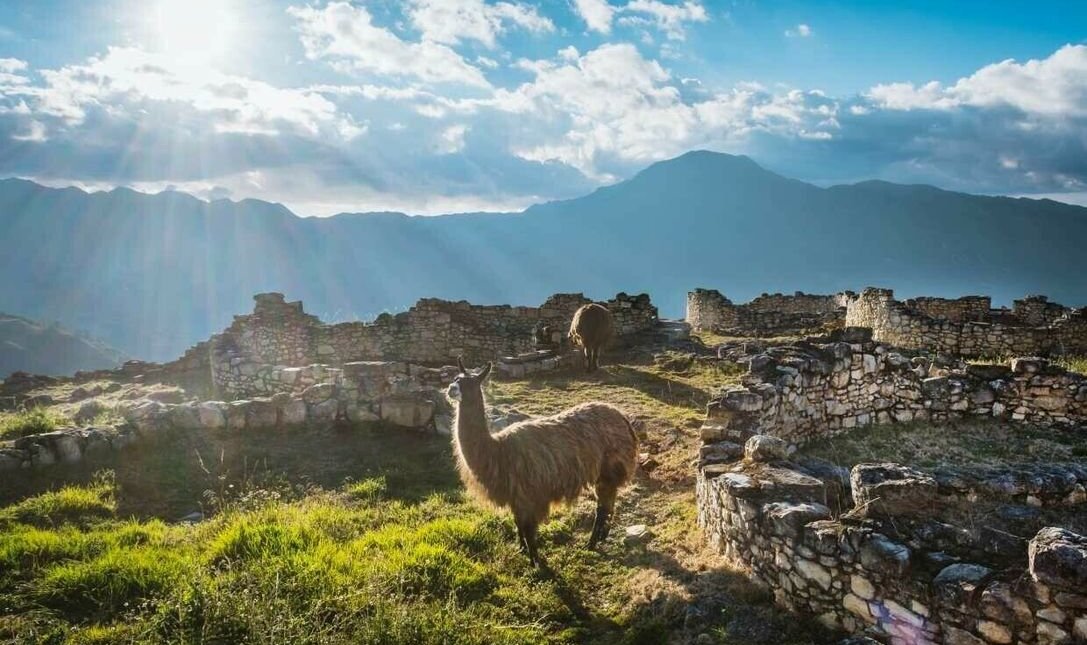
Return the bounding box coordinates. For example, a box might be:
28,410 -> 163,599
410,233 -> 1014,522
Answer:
568,303 -> 615,372
447,358 -> 638,566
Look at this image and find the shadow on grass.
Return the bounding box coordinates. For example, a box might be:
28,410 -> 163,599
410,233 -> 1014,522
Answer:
1,423 -> 461,519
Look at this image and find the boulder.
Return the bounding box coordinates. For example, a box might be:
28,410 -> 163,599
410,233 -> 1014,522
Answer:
744,434 -> 788,463
762,502 -> 831,537
302,383 -> 335,405
73,399 -> 105,424
859,533 -> 911,577
1029,527 -> 1087,591
851,462 -> 937,518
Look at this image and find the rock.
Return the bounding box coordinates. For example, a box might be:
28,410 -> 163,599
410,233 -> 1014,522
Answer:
177,511 -> 204,524
795,558 -> 832,590
744,435 -> 788,462
976,620 -> 1012,644
850,575 -> 876,600
246,399 -> 278,428
196,402 -> 226,429
638,453 -> 659,472
763,502 -> 830,537
699,441 -> 744,465
73,399 -> 105,423
859,533 -> 911,577
281,399 -> 308,425
934,563 -> 993,605
1029,527 -> 1087,591
624,524 -> 650,542
146,389 -> 186,404
0,449 -> 26,470
68,386 -> 90,402
851,462 -> 937,518
302,383 -> 335,405
379,396 -> 434,428
943,626 -> 986,645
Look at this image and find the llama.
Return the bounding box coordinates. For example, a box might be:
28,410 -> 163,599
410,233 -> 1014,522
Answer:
568,303 -> 615,372
447,358 -> 638,566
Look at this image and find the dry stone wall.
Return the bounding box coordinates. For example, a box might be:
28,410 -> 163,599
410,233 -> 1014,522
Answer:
701,329 -> 1087,448
697,450 -> 1087,645
170,291 -> 656,398
687,289 -> 852,336
846,289 -> 1087,358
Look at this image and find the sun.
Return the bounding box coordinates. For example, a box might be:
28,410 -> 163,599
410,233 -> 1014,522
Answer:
150,0 -> 236,64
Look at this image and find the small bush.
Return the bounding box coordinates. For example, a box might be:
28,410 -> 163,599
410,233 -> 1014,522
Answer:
0,407 -> 69,439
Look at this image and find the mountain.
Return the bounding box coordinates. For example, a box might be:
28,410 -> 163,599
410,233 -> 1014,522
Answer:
0,312 -> 125,378
2,150 -> 1085,362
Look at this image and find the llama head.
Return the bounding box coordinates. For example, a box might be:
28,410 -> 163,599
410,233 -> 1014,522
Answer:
447,356 -> 491,402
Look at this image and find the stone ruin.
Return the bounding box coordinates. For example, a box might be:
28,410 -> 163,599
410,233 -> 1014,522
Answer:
846,288 -> 1087,359
687,289 -> 854,337
689,287 -> 1087,360
1,291 -> 660,473
696,327 -> 1087,644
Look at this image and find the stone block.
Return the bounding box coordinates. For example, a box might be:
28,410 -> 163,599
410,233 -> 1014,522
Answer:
762,502 -> 831,537
1029,527 -> 1087,591
745,435 -> 788,462
851,462 -> 937,518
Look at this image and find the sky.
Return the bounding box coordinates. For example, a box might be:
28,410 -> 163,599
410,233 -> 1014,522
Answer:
0,0 -> 1085,216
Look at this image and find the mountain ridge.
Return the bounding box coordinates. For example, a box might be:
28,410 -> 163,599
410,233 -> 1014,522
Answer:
2,151 -> 1085,367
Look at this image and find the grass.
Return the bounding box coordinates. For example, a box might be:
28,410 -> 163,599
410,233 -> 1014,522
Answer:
0,354 -> 828,645
968,354 -> 1087,375
0,407 -> 70,440
800,419 -> 1087,469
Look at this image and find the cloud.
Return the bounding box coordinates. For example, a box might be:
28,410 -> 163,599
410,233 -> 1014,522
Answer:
624,0 -> 708,40
785,23 -> 812,38
485,44 -> 837,178
868,44 -> 1087,117
288,2 -> 491,88
408,0 -> 553,48
437,124 -> 469,153
572,0 -> 616,33
1,47 -> 360,141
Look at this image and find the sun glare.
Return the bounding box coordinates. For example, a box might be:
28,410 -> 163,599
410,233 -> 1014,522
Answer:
151,0 -> 236,64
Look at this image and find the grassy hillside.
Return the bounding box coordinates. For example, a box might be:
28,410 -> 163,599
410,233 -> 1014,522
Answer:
0,351 -> 833,645
0,313 -> 124,378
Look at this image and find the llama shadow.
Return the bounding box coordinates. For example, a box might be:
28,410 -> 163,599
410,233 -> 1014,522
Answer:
607,365 -> 714,408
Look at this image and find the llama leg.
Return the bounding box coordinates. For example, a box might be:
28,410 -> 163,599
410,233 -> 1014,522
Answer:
515,522 -> 529,554
583,347 -> 592,372
516,515 -> 542,566
587,484 -> 618,548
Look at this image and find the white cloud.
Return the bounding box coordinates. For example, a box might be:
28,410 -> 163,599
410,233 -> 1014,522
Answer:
0,57 -> 29,86
624,0 -> 707,40
12,120 -> 47,142
572,0 -> 616,33
785,23 -> 812,38
438,124 -> 469,153
489,44 -> 836,177
408,0 -> 553,48
1,47 -> 361,141
288,2 -> 491,88
867,44 -> 1087,117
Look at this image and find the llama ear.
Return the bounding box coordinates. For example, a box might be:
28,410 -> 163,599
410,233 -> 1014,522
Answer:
457,356 -> 466,373
479,362 -> 492,380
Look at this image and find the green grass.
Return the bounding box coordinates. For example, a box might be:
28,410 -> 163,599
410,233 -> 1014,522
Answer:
489,352 -> 743,429
0,473 -> 116,527
800,419 -> 1085,469
0,354 -> 828,644
1057,355 -> 1087,375
0,406 -> 70,440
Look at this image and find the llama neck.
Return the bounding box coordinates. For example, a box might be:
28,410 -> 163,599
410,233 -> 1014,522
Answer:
454,393 -> 496,469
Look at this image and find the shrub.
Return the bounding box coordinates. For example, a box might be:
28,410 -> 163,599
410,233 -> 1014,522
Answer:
0,407 -> 69,439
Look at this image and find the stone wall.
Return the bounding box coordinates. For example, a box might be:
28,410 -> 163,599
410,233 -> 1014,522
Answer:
0,360 -> 457,473
687,289 -> 852,336
701,329 -> 1087,448
169,291 -> 657,397
697,447 -> 1087,644
845,288 -> 1087,358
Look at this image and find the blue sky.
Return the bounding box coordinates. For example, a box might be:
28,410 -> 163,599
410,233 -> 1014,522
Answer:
1,0 -> 1085,215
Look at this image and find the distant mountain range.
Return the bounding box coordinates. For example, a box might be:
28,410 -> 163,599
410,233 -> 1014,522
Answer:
0,312 -> 125,378
2,150 -> 1086,365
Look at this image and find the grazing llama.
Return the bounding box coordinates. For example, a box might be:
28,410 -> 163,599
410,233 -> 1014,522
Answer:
568,303 -> 615,372
447,358 -> 638,566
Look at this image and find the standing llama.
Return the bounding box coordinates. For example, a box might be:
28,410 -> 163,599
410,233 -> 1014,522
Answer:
568,303 -> 615,372
447,358 -> 638,566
